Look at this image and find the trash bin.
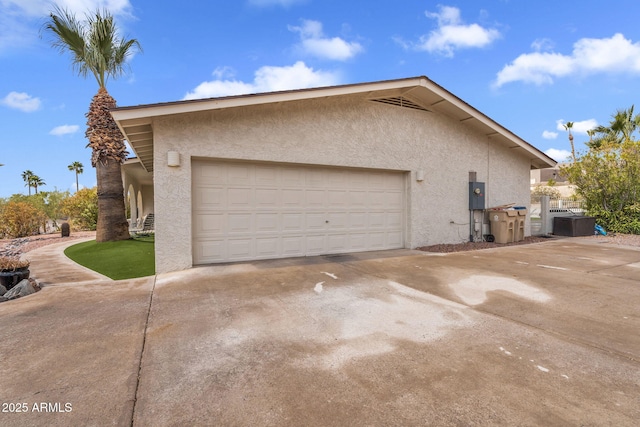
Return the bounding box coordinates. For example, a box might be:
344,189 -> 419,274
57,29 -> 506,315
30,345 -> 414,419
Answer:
489,209 -> 517,243
514,208 -> 527,242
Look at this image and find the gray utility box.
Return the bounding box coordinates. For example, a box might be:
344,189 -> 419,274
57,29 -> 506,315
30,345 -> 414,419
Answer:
468,182 -> 485,210
553,216 -> 595,237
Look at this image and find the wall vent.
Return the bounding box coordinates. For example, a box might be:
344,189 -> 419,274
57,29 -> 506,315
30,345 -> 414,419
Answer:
370,96 -> 430,112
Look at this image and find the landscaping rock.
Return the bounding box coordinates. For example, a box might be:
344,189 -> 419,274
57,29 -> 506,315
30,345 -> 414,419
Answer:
0,296 -> 6,303
3,278 -> 40,301
0,283 -> 6,296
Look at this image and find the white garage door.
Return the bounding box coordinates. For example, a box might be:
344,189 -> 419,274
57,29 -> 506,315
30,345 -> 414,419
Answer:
192,159 -> 405,264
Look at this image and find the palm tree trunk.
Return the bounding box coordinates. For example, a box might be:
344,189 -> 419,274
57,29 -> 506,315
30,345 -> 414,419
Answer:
95,159 -> 130,242
87,87 -> 130,242
75,172 -> 79,193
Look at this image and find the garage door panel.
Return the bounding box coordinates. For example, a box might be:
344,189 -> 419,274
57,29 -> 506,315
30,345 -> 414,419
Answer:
306,189 -> 325,206
228,238 -> 252,259
368,232 -> 386,248
385,191 -> 404,205
195,187 -> 225,208
282,236 -> 304,255
327,234 -> 347,251
255,188 -> 279,207
228,164 -> 253,185
282,189 -> 305,207
306,170 -> 325,188
228,213 -> 253,233
307,213 -> 327,230
306,235 -> 326,254
256,213 -> 279,232
369,212 -> 386,228
387,231 -> 403,246
197,240 -> 225,262
255,166 -> 278,185
193,160 -> 405,264
328,212 -> 348,229
282,213 -> 304,231
349,191 -> 367,206
368,191 -> 388,207
256,237 -> 279,257
328,190 -> 348,207
198,163 -> 226,184
227,188 -> 252,207
385,174 -> 405,189
194,213 -> 225,234
282,168 -> 304,187
349,233 -> 367,250
349,213 -> 367,228
387,212 -> 403,228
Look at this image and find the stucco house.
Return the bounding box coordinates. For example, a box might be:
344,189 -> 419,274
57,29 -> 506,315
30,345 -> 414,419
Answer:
112,76 -> 556,274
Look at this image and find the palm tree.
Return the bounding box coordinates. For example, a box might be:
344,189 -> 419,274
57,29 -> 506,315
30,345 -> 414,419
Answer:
562,121 -> 576,162
68,161 -> 84,192
589,105 -> 640,149
21,170 -> 35,195
43,7 -> 141,242
30,175 -> 46,194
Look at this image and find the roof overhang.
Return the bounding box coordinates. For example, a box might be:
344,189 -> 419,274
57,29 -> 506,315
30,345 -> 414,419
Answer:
111,76 -> 556,173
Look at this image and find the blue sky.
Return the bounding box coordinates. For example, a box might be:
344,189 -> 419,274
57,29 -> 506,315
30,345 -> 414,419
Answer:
2,0 -> 640,197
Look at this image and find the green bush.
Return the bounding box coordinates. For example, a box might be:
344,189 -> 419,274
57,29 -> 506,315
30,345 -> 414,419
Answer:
60,187 -> 98,231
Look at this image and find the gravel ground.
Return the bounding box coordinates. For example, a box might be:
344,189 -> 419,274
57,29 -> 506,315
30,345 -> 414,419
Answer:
418,233 -> 640,253
0,231 -> 96,258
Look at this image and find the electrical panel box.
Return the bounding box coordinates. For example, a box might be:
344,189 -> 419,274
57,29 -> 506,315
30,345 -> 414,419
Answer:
469,182 -> 485,210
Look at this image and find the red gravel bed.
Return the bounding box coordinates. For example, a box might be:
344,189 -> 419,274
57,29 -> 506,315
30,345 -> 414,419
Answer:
418,234 -> 640,253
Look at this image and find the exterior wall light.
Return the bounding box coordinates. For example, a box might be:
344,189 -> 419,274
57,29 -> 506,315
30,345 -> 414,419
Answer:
416,170 -> 425,182
167,151 -> 180,167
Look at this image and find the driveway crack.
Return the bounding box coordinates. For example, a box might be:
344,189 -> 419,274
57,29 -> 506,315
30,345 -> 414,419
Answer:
129,275 -> 157,427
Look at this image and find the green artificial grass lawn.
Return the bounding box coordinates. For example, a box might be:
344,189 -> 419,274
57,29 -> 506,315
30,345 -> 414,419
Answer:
64,235 -> 155,280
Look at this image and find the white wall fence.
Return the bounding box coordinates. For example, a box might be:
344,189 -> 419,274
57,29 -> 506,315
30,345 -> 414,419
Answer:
530,196 -> 585,235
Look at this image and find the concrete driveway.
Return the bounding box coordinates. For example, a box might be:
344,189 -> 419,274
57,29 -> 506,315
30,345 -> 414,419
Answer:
1,237 -> 639,426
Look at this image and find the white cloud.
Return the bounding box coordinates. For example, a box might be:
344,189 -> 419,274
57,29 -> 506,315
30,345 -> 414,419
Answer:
531,38 -> 554,52
289,19 -> 363,61
410,5 -> 500,57
544,148 -> 572,162
495,33 -> 640,87
555,119 -> 598,134
71,182 -> 85,191
1,91 -> 41,112
50,124 -> 79,136
542,130 -> 558,139
183,61 -> 341,100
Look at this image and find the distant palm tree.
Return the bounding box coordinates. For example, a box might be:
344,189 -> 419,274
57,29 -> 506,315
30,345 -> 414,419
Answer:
68,161 -> 84,192
21,170 -> 35,195
30,175 -> 46,194
562,121 -> 576,163
43,7 -> 141,242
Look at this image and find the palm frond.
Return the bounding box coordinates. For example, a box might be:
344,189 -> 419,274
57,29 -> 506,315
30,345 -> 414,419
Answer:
42,7 -> 141,88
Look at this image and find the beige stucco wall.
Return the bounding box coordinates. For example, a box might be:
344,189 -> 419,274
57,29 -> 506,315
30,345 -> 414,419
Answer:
152,94 -> 532,273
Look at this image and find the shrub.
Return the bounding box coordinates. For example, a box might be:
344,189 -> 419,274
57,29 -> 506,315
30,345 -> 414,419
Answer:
60,187 -> 98,231
0,257 -> 30,271
0,201 -> 47,238
563,139 -> 640,234
530,185 -> 561,202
